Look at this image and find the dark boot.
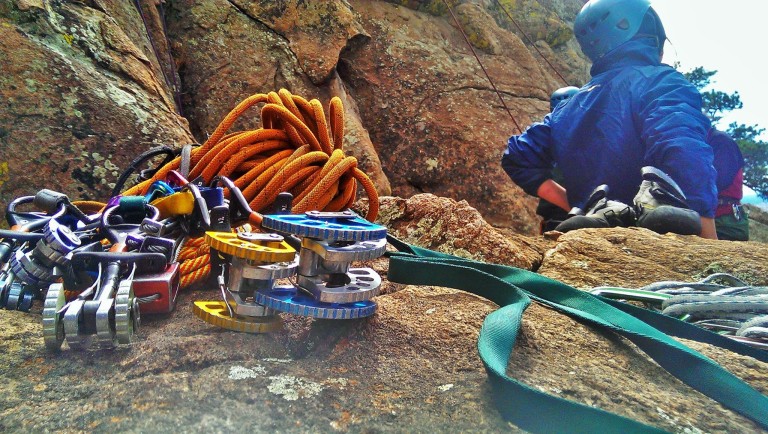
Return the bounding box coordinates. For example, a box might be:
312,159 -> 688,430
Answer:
555,185 -> 636,233
536,199 -> 571,233
633,167 -> 702,236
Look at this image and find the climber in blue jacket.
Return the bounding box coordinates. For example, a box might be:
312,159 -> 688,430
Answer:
502,0 -> 719,238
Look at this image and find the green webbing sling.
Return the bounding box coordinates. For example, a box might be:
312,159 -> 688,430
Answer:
385,236 -> 768,433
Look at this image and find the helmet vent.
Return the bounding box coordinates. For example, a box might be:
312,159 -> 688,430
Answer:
590,11 -> 609,31
616,18 -> 630,30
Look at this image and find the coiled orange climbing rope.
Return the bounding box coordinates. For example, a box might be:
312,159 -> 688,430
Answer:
121,89 -> 380,289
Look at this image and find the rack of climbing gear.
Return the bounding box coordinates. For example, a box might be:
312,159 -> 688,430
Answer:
0,89 -> 383,348
190,178 -> 387,332
591,273 -> 768,350
0,188 -> 180,350
0,189 -> 92,312
256,210 -> 386,318
116,88 -> 386,332
40,195 -> 180,350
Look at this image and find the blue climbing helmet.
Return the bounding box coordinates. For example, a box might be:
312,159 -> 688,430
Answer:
550,86 -> 579,111
574,0 -> 665,61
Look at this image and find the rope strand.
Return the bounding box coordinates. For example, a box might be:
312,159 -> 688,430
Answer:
492,0 -> 571,86
440,0 -> 523,134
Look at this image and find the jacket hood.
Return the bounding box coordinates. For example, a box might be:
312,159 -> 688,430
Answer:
590,37 -> 662,76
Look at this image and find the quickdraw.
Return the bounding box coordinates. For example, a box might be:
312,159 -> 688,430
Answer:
590,273 -> 768,349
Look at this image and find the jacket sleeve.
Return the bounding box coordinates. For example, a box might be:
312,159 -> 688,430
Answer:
501,115 -> 556,197
636,68 -> 717,217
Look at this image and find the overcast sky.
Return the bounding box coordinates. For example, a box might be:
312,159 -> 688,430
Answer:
652,0 -> 768,140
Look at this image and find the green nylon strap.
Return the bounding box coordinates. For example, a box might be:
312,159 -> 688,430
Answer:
385,236 -> 768,433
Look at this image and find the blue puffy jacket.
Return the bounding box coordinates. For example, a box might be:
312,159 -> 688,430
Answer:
502,38 -> 717,217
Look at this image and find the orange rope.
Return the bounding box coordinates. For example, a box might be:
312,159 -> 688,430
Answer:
310,99 -> 333,155
196,93 -> 269,162
180,264 -> 210,288
184,237 -> 206,248
71,200 -> 108,214
178,243 -> 208,261
179,253 -> 209,275
329,97 -> 345,150
120,89 -> 380,290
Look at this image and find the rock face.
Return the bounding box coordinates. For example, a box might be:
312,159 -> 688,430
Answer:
1,195 -> 767,433
1,0 -> 588,229
375,193 -> 549,269
339,0 -> 580,233
539,226 -> 768,288
4,2 -> 766,433
747,204 -> 768,243
164,0 -> 391,198
0,0 -> 192,205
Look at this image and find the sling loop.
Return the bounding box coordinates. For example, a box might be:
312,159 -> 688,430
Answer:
385,235 -> 768,433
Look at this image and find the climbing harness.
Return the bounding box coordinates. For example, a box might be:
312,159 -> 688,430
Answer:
591,273 -> 768,350
386,236 -> 768,433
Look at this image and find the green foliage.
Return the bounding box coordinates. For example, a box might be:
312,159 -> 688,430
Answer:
736,135 -> 768,200
683,66 -> 743,123
683,66 -> 715,89
700,89 -> 743,123
728,122 -> 765,142
725,124 -> 768,202
682,66 -> 768,200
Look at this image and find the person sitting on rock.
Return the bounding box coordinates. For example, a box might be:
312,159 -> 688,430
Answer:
501,0 -> 719,238
537,90 -> 750,240
708,128 -> 749,240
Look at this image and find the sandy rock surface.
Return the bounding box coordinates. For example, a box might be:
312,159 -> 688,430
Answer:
2,195 -> 767,433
